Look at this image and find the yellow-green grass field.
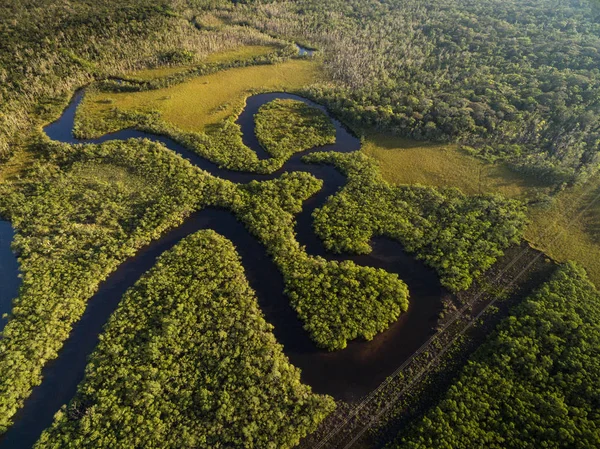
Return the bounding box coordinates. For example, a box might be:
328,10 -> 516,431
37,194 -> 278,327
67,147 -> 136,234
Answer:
204,45 -> 278,63
82,58 -> 322,133
127,65 -> 194,81
525,176 -> 600,286
0,148 -> 33,183
127,45 -> 280,81
363,133 -> 600,286
361,133 -> 548,201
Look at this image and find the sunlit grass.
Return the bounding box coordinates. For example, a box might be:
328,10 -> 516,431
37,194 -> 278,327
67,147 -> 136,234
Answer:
0,148 -> 34,183
525,175 -> 600,286
69,162 -> 151,195
128,66 -> 194,81
82,59 -> 322,133
127,45 -> 280,81
362,132 -> 600,286
361,133 -> 548,201
204,45 -> 278,63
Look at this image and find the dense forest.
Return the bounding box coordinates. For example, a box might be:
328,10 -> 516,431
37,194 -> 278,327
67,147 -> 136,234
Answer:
2,0 -> 600,447
254,99 -> 335,159
305,151 -> 526,291
394,262 -> 600,448
0,137 -> 221,432
35,230 -> 333,448
232,0 -> 600,184
230,172 -> 410,350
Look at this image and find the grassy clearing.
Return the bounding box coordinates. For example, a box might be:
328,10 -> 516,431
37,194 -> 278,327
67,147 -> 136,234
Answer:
0,149 -> 34,184
362,133 -> 600,286
525,176 -> 600,286
127,45 -> 280,81
82,59 -> 322,133
126,66 -> 195,81
204,44 -> 278,63
361,133 -> 549,201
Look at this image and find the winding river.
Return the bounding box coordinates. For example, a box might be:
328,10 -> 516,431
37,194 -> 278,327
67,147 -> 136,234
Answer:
0,222 -> 19,333
0,89 -> 448,448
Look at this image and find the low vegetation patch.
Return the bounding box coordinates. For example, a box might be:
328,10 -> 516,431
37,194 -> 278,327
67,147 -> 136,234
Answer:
361,133 -> 550,202
35,230 -> 334,449
204,44 -> 280,64
525,175 -> 600,287
304,151 -> 527,291
254,99 -> 335,159
79,59 -> 322,135
126,45 -> 281,82
394,262 -> 600,448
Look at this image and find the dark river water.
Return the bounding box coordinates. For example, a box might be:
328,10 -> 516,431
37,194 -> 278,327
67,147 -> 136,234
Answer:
0,88 -> 447,448
0,221 -> 19,332
296,44 -> 315,57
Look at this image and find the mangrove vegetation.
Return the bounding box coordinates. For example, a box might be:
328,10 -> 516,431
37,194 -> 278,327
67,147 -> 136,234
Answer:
34,230 -> 334,449
394,263 -> 600,449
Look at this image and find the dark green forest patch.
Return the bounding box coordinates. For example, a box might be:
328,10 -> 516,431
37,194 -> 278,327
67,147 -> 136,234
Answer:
231,173 -> 410,350
0,137 -> 230,432
393,262 -> 600,448
35,230 -> 334,449
304,151 -> 527,291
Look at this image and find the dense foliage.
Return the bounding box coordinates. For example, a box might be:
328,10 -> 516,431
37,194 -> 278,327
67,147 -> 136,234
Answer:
0,137 -> 226,432
230,0 -> 600,183
254,99 -> 335,158
75,105 -> 281,174
305,151 -> 526,291
35,230 -> 334,449
0,135 -> 408,428
230,173 -> 410,350
394,262 -> 600,448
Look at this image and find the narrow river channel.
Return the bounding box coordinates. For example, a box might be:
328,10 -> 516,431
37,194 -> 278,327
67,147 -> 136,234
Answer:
0,87 -> 448,448
0,221 -> 19,333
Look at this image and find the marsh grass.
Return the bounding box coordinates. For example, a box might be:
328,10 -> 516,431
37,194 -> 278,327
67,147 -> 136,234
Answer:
128,45 -> 280,81
69,162 -> 151,197
525,176 -> 600,286
204,44 -> 278,63
0,148 -> 33,183
81,59 -> 322,134
362,133 -> 549,201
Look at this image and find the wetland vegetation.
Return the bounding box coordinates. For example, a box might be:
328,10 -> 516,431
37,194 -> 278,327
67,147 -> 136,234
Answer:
0,138 -> 218,433
1,0 -> 600,447
34,231 -> 333,449
305,151 -> 527,291
394,263 -> 600,449
254,99 -> 336,159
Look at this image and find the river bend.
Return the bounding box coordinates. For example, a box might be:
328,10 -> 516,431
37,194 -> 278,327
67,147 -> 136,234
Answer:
0,88 -> 447,448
